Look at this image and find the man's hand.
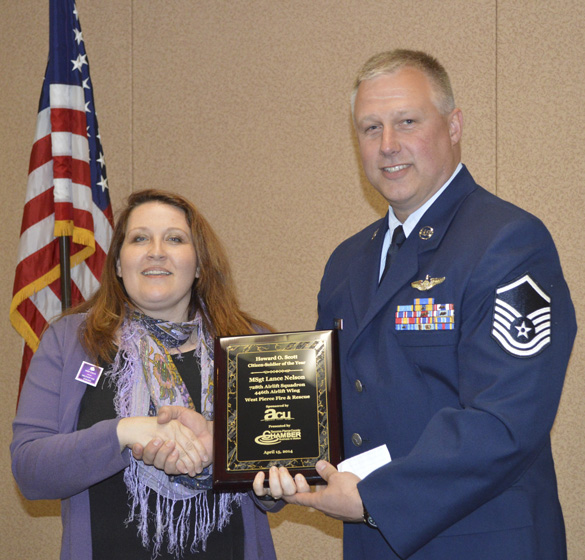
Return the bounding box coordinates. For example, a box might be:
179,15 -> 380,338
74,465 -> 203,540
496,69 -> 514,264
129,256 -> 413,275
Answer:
132,406 -> 213,476
253,460 -> 363,522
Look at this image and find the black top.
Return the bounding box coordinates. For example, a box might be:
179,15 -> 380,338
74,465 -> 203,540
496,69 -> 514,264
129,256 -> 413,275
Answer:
77,351 -> 245,559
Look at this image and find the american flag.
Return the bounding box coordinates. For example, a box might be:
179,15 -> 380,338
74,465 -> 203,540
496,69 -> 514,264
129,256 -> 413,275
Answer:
10,0 -> 114,395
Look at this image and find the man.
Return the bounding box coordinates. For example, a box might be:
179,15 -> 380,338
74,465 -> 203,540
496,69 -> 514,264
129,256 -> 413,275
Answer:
253,49 -> 576,559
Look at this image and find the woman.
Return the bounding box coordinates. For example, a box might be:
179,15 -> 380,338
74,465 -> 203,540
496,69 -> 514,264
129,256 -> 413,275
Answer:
11,189 -> 280,559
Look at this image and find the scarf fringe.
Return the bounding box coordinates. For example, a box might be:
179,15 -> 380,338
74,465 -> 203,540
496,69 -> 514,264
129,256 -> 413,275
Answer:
124,459 -> 244,558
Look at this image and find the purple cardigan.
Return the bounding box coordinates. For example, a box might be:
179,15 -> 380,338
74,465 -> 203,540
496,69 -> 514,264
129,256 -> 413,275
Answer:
11,314 -> 279,559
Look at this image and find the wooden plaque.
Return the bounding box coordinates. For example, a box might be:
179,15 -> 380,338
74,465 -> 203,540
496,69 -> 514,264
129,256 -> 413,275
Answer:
213,330 -> 342,491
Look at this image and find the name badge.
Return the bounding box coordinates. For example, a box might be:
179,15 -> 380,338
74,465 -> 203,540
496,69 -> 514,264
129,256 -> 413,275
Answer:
75,361 -> 104,387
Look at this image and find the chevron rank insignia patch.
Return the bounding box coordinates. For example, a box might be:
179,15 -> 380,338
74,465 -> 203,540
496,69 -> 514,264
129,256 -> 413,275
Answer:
491,274 -> 551,357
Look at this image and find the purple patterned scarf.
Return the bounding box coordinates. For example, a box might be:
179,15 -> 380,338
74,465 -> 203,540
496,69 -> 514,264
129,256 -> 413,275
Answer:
107,308 -> 243,557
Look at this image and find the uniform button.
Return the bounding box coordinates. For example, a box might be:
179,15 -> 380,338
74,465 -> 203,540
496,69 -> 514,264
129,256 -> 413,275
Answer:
351,433 -> 363,447
355,379 -> 363,392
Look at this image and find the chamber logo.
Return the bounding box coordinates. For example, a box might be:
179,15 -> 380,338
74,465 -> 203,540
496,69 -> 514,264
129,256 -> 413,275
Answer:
254,429 -> 302,445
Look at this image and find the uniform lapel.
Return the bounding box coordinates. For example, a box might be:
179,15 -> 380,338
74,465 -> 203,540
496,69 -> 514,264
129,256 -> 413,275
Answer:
357,233 -> 421,333
347,215 -> 388,326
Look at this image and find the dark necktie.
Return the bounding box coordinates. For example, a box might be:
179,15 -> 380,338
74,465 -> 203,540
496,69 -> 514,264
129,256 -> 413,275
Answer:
379,225 -> 406,284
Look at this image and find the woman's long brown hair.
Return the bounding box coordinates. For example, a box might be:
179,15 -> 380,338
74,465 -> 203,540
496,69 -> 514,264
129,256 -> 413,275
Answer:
67,189 -> 270,362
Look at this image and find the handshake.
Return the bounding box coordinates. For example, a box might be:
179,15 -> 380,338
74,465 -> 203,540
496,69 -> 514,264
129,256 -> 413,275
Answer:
128,405 -> 213,479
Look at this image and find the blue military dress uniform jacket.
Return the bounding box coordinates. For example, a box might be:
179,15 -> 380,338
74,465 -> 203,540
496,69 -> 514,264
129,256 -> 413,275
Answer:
316,166 -> 576,559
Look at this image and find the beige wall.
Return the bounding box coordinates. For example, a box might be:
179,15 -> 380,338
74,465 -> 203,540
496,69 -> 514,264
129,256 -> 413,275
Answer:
1,1 -> 583,558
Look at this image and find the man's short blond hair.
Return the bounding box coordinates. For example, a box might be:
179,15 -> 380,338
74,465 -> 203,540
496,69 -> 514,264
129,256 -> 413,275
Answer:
351,49 -> 456,117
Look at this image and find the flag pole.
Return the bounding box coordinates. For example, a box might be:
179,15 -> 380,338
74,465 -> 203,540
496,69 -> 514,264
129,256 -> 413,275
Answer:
58,235 -> 72,311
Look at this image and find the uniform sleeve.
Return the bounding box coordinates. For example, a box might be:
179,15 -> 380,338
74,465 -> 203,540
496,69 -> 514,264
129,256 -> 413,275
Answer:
358,217 -> 576,557
11,318 -> 130,500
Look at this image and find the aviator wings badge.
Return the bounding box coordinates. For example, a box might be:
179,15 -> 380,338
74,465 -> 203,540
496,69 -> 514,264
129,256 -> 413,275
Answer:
411,275 -> 445,292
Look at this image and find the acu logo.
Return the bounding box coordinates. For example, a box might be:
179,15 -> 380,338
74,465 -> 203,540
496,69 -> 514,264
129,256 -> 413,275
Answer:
263,408 -> 293,421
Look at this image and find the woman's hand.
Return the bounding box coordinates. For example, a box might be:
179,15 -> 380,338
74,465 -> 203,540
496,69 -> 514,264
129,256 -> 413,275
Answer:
117,416 -> 208,477
131,407 -> 214,476
253,465 -> 312,500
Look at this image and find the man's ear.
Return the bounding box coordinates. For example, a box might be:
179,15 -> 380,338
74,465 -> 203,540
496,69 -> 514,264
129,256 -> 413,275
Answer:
448,108 -> 463,145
